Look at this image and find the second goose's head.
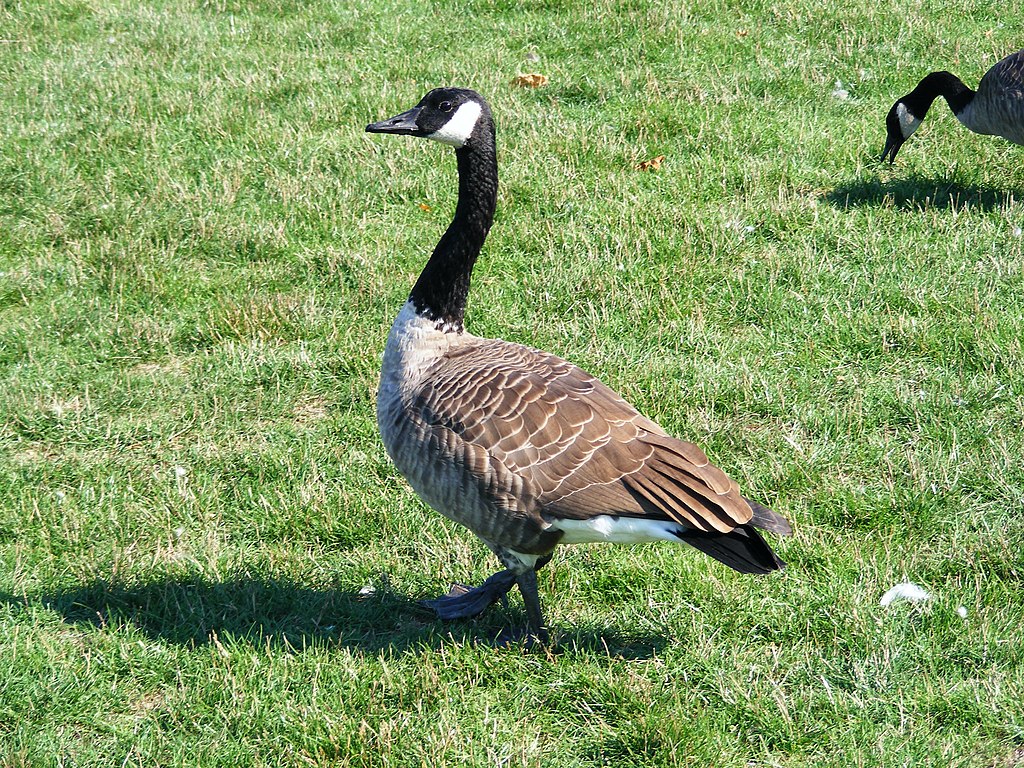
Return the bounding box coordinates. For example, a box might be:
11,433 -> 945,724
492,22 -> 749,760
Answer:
880,99 -> 923,163
366,87 -> 492,150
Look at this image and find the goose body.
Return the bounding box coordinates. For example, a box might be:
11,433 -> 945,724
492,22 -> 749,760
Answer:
881,48 -> 1024,162
367,88 -> 790,640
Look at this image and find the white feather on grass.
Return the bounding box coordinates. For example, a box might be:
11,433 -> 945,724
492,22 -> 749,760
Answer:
880,582 -> 932,606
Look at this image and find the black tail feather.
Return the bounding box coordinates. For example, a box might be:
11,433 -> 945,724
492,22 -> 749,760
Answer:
744,497 -> 793,537
677,524 -> 785,574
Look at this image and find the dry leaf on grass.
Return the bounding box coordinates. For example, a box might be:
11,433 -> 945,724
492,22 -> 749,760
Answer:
512,73 -> 549,88
636,155 -> 665,171
418,203 -> 432,212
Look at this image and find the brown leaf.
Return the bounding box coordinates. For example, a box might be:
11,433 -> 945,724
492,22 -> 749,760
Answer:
418,203 -> 432,212
636,155 -> 665,171
736,29 -> 749,37
512,73 -> 549,88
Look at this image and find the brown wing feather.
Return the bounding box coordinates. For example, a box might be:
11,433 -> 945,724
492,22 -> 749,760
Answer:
415,337 -> 755,534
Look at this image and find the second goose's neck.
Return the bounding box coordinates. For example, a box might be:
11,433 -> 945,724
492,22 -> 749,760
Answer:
409,137 -> 498,333
907,71 -> 975,118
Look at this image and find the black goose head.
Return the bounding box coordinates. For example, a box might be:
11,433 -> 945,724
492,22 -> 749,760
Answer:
880,99 -> 922,163
366,87 -> 492,149
879,71 -> 972,163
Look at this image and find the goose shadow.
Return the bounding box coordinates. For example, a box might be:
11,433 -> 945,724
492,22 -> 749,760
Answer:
824,175 -> 1022,211
0,575 -> 666,659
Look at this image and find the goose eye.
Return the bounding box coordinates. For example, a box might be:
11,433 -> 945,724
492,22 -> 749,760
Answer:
438,100 -> 453,113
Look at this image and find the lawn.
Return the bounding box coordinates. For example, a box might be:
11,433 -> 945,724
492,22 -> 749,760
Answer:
1,0 -> 1023,765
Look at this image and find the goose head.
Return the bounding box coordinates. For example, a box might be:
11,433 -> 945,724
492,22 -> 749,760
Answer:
366,87 -> 491,149
880,100 -> 924,163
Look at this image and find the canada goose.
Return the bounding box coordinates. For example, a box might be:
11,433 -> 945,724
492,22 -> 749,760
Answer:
881,48 -> 1024,163
366,88 -> 791,642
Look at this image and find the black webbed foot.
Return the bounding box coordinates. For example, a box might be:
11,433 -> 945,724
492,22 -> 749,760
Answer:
492,623 -> 550,649
420,569 -> 518,620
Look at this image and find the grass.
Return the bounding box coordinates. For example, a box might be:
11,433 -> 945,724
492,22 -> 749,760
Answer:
1,0 -> 1023,764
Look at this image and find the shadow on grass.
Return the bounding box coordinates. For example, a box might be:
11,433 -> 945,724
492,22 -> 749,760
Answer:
0,575 -> 665,659
825,175 -> 1023,211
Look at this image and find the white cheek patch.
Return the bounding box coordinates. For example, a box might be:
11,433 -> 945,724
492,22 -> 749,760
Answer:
427,101 -> 483,147
897,102 -> 922,139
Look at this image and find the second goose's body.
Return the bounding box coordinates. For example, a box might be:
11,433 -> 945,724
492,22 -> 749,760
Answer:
367,88 -> 790,641
881,48 -> 1024,162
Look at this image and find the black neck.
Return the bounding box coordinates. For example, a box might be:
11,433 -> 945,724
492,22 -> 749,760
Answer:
905,71 -> 975,118
409,125 -> 497,333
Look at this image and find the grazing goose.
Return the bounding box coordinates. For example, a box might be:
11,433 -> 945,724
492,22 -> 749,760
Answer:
366,88 -> 791,642
881,48 -> 1024,163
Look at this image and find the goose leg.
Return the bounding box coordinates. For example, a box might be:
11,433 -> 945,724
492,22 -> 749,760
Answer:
422,553 -> 553,644
421,569 -> 518,620
514,568 -> 549,643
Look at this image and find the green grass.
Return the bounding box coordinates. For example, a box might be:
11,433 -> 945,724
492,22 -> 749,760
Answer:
2,0 -> 1023,764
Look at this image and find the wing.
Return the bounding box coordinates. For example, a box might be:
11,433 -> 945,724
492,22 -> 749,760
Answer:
983,49 -> 1024,94
416,337 -> 755,535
